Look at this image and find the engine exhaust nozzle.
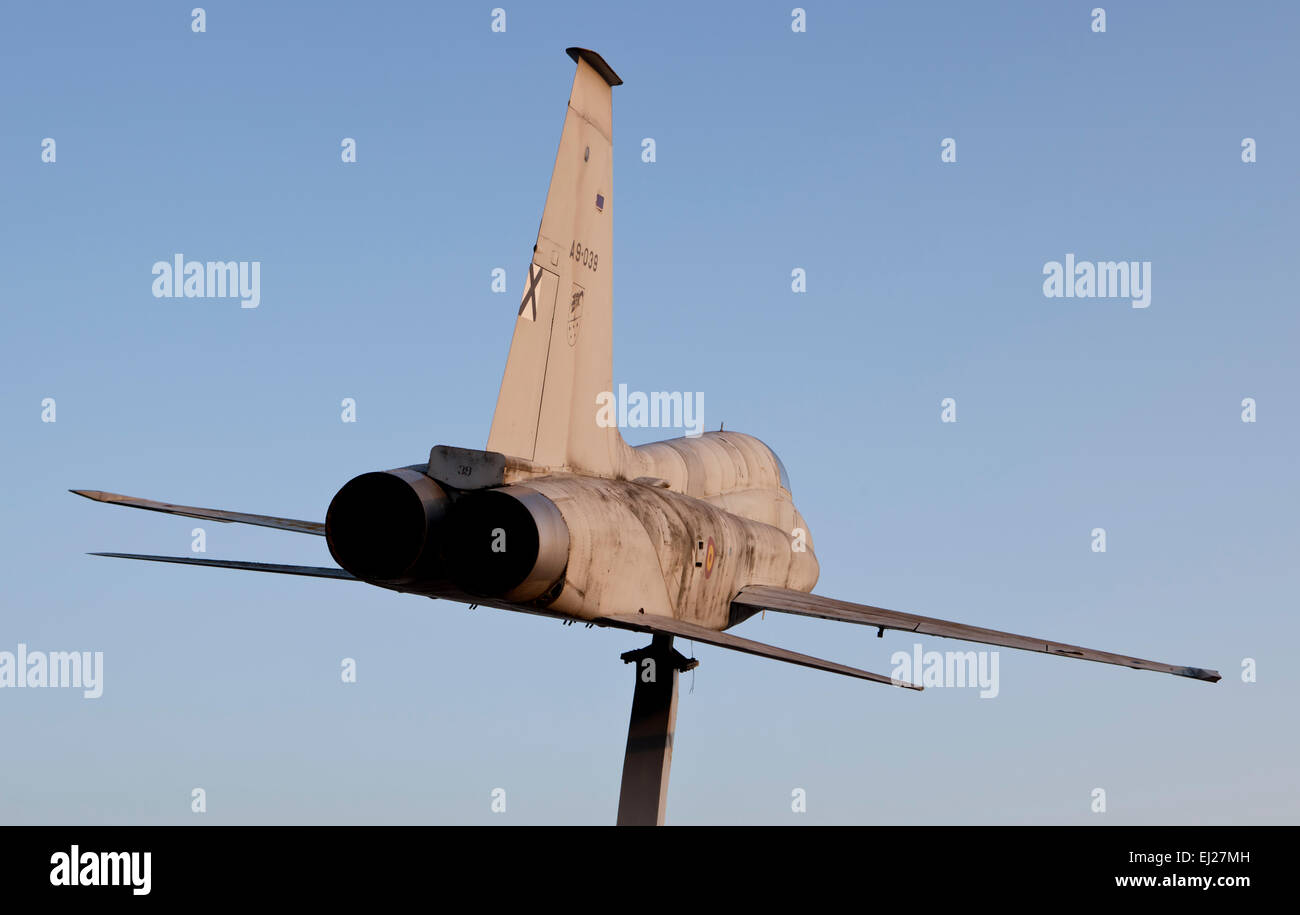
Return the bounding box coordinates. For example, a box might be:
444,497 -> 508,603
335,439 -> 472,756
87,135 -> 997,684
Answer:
325,468 -> 449,582
447,486 -> 569,602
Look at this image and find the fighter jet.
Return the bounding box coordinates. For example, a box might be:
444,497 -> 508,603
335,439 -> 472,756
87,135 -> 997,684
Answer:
74,48 -> 1218,825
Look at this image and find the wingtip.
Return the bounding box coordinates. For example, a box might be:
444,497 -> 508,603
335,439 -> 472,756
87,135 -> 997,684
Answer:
71,489 -> 115,503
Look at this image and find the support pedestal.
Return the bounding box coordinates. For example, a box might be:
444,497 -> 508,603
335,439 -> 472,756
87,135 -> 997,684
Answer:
615,634 -> 698,826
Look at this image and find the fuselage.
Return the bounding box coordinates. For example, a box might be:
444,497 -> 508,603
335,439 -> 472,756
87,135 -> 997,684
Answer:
324,431 -> 818,633
501,430 -> 819,629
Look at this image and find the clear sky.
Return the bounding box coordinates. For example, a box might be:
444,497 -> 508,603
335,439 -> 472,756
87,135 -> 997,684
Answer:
2,1 -> 1296,824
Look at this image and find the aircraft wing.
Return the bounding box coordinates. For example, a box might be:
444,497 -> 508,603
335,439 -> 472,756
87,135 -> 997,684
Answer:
90,552 -> 356,579
598,613 -> 921,690
71,489 -> 325,536
731,585 -> 1220,683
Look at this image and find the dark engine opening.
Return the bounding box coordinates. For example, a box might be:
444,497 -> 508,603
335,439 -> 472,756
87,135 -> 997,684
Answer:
326,470 -> 442,581
448,489 -> 543,596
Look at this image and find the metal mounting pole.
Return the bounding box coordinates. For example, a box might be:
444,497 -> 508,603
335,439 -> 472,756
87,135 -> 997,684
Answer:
615,633 -> 699,826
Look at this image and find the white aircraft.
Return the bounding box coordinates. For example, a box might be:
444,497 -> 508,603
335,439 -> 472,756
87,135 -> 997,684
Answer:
75,48 -> 1218,824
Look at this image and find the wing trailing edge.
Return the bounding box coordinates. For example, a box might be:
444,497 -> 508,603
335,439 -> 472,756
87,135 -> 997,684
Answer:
598,613 -> 921,689
732,585 -> 1220,683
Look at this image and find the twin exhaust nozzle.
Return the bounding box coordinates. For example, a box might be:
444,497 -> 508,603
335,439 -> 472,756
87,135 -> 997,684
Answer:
325,469 -> 568,603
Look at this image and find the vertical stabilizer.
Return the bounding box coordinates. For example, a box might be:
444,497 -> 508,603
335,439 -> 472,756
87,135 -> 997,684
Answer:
487,49 -> 632,478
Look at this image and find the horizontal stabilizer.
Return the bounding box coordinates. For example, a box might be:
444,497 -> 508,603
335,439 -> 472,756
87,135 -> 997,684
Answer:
733,585 -> 1220,683
598,613 -> 921,689
90,552 -> 355,580
72,490 -> 324,536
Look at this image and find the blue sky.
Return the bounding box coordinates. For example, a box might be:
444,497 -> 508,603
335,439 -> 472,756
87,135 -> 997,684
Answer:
2,1 -> 1297,824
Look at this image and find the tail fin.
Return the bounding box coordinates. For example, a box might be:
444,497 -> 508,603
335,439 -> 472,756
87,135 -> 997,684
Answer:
487,48 -> 630,477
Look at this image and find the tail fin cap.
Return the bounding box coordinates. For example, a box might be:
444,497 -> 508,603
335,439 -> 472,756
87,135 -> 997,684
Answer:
565,47 -> 622,86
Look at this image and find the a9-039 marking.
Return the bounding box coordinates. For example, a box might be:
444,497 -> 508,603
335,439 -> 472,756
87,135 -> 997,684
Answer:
570,240 -> 598,272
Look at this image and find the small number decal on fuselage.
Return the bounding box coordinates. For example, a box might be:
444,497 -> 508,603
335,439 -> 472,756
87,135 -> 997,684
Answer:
570,240 -> 598,272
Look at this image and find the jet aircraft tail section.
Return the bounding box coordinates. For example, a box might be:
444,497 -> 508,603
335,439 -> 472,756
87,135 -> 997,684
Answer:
487,48 -> 632,478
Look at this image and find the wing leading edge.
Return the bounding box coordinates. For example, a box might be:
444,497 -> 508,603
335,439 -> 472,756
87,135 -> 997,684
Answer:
732,585 -> 1220,683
